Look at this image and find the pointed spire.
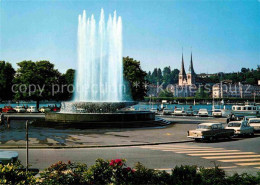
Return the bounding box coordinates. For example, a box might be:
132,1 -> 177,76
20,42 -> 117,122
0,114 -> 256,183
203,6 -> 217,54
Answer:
180,52 -> 186,77
189,51 -> 195,75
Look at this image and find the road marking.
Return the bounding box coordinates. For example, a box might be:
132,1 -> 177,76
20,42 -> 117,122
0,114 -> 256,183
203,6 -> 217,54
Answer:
174,150 -> 240,153
219,158 -> 260,162
139,145 -> 213,149
188,152 -> 255,156
218,166 -> 237,169
155,168 -> 172,171
151,148 -> 224,151
203,155 -> 260,159
236,162 -> 260,166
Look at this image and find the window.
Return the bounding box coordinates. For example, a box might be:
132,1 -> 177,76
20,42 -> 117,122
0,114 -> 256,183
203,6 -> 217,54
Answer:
237,107 -> 241,110
248,107 -> 252,110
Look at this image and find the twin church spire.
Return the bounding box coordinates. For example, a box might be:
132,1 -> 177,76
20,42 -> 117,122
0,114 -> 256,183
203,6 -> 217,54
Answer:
178,51 -> 196,86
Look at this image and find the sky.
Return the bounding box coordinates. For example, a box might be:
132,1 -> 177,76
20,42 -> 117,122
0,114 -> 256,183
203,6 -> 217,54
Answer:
0,0 -> 259,74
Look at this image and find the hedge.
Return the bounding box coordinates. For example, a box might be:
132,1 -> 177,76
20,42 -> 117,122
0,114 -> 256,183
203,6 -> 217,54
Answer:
1,159 -> 260,184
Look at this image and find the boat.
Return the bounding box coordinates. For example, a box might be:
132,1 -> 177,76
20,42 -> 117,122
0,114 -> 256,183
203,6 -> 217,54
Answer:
232,103 -> 260,116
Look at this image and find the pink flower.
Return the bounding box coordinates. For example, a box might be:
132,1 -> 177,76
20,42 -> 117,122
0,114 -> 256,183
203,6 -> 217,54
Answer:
115,159 -> 122,164
131,169 -> 136,173
109,160 -> 115,166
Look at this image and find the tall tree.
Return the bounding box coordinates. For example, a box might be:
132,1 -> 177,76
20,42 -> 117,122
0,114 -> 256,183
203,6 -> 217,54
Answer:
13,60 -> 61,108
123,57 -> 147,100
0,61 -> 15,100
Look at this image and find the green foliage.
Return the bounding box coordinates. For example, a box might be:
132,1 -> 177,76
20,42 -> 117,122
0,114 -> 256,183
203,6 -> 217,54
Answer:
0,161 -> 36,184
199,166 -> 227,185
123,56 -> 148,100
13,60 -> 61,107
208,66 -> 260,85
158,90 -> 174,98
40,161 -> 88,185
147,66 -> 179,87
0,61 -> 15,100
195,86 -> 210,99
171,165 -> 202,185
1,159 -> 260,184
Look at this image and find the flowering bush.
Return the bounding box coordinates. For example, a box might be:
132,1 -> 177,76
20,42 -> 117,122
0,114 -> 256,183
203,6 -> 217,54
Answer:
39,161 -> 88,185
0,161 -> 36,184
1,159 -> 260,184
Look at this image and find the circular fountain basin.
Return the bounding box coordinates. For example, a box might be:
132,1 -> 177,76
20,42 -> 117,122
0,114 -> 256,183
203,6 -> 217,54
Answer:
43,101 -> 156,128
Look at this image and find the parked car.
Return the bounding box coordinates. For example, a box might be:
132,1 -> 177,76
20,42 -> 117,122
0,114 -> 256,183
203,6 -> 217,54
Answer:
187,123 -> 234,141
212,109 -> 222,117
226,121 -> 254,136
39,107 -> 51,113
2,106 -> 16,113
248,118 -> 260,132
163,108 -> 174,115
27,106 -> 38,113
198,109 -> 208,117
186,109 -> 194,116
174,108 -> 186,116
14,106 -> 26,113
243,116 -> 257,122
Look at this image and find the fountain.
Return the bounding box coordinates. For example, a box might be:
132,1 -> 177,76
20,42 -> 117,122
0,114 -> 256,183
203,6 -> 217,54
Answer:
45,9 -> 155,127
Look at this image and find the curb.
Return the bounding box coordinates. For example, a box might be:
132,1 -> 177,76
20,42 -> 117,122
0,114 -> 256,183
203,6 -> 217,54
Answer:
0,140 -> 193,149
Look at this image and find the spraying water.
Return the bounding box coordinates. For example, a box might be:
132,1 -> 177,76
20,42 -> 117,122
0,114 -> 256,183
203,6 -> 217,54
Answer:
74,9 -> 123,102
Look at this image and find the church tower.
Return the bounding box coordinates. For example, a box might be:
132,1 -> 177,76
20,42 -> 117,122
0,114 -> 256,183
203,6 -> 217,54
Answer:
187,52 -> 196,85
178,53 -> 187,86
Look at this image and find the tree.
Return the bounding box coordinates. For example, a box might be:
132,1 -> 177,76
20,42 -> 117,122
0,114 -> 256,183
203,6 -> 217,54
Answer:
13,60 -> 61,108
58,69 -> 75,101
0,61 -> 15,100
123,57 -> 148,100
158,90 -> 173,98
195,86 -> 210,99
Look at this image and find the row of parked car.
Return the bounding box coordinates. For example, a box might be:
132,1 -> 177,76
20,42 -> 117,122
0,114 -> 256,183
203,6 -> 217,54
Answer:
187,116 -> 260,141
0,105 -> 60,113
160,107 -> 214,117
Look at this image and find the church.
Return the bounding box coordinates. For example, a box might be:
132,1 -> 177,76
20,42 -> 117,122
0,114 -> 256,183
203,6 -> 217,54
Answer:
172,52 -> 197,97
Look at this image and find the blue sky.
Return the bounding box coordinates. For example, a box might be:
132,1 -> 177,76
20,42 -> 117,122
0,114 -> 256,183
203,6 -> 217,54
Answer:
0,0 -> 259,74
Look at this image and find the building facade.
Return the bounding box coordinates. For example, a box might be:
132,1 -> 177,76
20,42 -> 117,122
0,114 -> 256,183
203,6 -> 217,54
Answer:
212,81 -> 260,98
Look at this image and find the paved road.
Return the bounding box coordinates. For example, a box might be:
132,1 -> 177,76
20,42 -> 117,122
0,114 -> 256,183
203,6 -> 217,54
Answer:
3,135 -> 260,175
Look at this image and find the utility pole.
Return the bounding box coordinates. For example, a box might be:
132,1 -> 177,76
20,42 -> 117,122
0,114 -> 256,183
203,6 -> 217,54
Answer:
26,120 -> 29,173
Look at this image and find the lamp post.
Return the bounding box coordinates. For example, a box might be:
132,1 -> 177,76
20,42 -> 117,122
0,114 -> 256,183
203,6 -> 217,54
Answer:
26,120 -> 29,173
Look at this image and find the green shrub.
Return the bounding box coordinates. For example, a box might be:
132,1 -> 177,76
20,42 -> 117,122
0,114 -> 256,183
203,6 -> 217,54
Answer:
83,158 -> 113,184
0,161 -> 36,184
171,165 -> 202,185
226,172 -> 260,185
39,160 -> 88,185
199,166 -> 227,185
1,159 -> 260,184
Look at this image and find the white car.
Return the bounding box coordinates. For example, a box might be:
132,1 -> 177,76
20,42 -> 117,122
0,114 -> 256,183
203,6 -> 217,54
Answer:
174,108 -> 186,116
27,106 -> 38,113
14,106 -> 26,113
226,121 -> 254,136
243,116 -> 257,122
198,109 -> 208,117
248,118 -> 260,131
212,109 -> 222,117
